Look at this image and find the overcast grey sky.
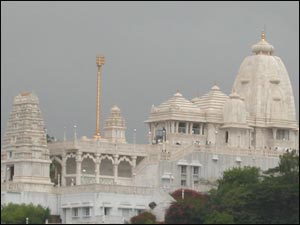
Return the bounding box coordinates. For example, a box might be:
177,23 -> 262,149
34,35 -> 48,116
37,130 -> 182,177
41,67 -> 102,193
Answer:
1,2 -> 299,143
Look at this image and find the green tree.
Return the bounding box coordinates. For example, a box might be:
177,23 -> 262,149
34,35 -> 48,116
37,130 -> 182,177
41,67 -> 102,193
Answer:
1,203 -> 50,224
250,150 -> 299,224
209,167 -> 261,224
209,152 -> 299,224
204,211 -> 234,224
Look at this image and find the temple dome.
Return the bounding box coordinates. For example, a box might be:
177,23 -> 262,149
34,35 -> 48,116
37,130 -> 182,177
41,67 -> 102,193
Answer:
232,33 -> 297,128
111,105 -> 121,112
155,91 -> 200,113
193,84 -> 229,114
145,91 -> 204,123
105,105 -> 125,128
251,32 -> 274,55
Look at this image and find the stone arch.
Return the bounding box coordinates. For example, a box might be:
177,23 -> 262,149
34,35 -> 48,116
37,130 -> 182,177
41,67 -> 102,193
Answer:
99,154 -> 114,163
118,160 -> 132,177
50,159 -> 62,185
82,157 -> 95,175
82,153 -> 96,163
50,156 -> 62,167
100,157 -> 113,176
66,157 -> 76,174
66,153 -> 76,159
117,156 -> 133,166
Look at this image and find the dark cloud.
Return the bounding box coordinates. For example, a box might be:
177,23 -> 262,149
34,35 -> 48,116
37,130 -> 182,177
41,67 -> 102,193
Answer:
1,2 -> 299,143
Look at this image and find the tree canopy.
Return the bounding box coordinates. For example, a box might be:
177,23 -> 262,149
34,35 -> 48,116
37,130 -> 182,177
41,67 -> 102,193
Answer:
1,203 -> 50,224
162,151 -> 299,224
130,211 -> 157,224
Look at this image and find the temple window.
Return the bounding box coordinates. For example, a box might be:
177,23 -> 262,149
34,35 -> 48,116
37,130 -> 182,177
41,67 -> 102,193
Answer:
192,123 -> 200,134
83,207 -> 91,217
181,166 -> 187,175
155,127 -> 166,143
193,167 -> 199,175
181,180 -> 186,186
178,122 -> 186,133
276,129 -> 289,140
72,208 -> 79,217
225,131 -> 229,143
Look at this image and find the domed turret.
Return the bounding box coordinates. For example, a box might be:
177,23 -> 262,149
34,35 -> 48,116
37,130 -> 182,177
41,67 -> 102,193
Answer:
251,31 -> 274,55
193,84 -> 229,123
104,105 -> 126,143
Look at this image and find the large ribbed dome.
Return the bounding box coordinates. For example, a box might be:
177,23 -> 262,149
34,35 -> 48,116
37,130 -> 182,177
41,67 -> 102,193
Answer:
232,33 -> 297,129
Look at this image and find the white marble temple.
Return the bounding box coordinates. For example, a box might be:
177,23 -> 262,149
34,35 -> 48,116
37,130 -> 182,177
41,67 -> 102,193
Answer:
1,33 -> 298,224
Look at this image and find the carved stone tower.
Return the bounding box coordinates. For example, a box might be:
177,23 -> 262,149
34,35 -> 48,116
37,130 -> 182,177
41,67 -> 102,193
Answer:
104,105 -> 127,143
1,92 -> 52,185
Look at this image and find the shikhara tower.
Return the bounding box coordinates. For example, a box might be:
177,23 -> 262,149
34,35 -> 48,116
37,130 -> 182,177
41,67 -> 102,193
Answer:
232,32 -> 298,149
1,92 -> 52,185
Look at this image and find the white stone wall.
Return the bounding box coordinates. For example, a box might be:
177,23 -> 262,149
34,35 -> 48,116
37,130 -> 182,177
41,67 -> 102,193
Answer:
157,151 -> 279,191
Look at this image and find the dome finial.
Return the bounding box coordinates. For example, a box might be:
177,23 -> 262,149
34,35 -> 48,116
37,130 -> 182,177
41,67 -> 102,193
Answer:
261,25 -> 266,41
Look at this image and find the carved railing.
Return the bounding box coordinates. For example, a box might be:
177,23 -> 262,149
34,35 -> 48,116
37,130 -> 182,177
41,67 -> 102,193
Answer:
57,183 -> 153,195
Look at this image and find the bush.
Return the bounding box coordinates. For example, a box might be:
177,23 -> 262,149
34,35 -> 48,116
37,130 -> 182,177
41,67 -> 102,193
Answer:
130,211 -> 156,224
165,189 -> 210,224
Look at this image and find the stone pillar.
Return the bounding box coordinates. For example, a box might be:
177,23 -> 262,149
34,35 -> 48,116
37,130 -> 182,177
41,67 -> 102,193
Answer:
76,152 -> 82,185
186,122 -> 189,134
95,154 -> 100,184
153,124 -> 156,138
248,130 -> 251,149
166,121 -> 170,136
132,156 -> 137,176
190,122 -> 193,134
272,128 -> 277,140
113,154 -> 119,183
171,121 -> 175,133
255,128 -> 264,149
207,124 -> 215,145
175,122 -> 179,134
61,153 -> 67,186
132,156 -> 137,169
148,124 -> 153,143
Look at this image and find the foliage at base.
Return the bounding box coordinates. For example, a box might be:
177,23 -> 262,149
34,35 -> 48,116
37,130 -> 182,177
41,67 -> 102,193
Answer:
1,203 -> 50,224
130,211 -> 157,224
